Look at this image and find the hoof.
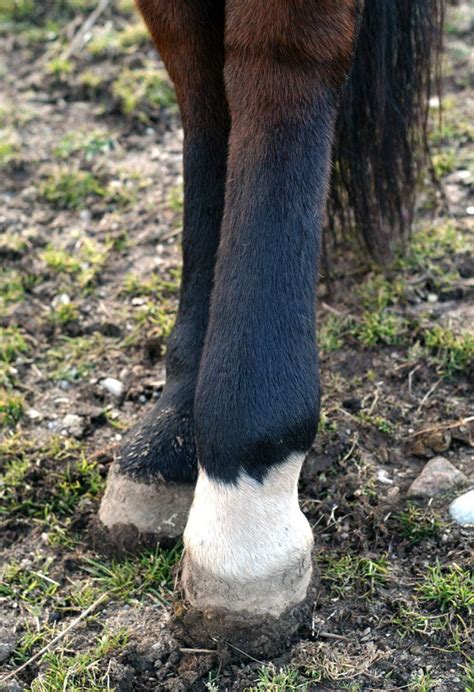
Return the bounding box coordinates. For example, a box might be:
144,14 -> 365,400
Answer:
174,556 -> 318,658
95,464 -> 194,555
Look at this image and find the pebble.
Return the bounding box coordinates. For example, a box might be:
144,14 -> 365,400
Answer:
100,377 -> 124,398
449,489 -> 474,526
62,413 -> 86,438
407,457 -> 467,498
0,641 -> 14,663
51,292 -> 70,308
26,408 -> 41,420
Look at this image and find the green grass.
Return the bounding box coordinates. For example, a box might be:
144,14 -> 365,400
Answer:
41,236 -> 116,288
417,563 -> 473,615
112,66 -> 176,119
0,132 -> 20,166
52,130 -> 117,161
392,562 -> 473,651
250,666 -> 306,691
423,326 -> 474,376
45,333 -> 118,381
352,311 -> 408,347
0,326 -> 28,362
82,545 -> 182,605
432,149 -> 457,178
0,389 -> 24,427
45,57 -> 74,80
49,301 -> 79,326
40,169 -> 107,210
27,629 -> 129,691
122,269 -> 180,298
321,553 -> 389,597
0,435 -> 104,520
395,504 -> 444,543
319,314 -> 349,353
0,270 -> 36,308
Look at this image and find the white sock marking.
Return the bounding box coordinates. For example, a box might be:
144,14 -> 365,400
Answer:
183,453 -> 313,583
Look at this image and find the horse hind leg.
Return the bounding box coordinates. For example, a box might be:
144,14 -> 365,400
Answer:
97,0 -> 229,553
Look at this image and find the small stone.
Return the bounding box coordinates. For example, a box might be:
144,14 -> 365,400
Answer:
407,457 -> 467,498
26,408 -> 41,420
100,377 -> 124,398
0,641 -> 14,663
449,489 -> 474,526
62,413 -> 86,438
52,293 -> 70,308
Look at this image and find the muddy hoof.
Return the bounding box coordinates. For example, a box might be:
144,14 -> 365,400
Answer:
173,551 -> 317,658
95,464 -> 194,555
174,567 -> 318,659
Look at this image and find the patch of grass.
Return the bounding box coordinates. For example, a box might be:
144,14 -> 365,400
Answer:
0,0 -> 34,23
49,301 -> 79,326
358,412 -> 395,435
319,314 -> 349,353
357,274 -> 406,311
41,236 -> 116,288
112,66 -> 176,119
52,129 -> 117,161
40,247 -> 82,274
0,388 -> 24,427
399,222 -> 468,274
123,269 -> 180,298
27,629 -> 129,691
417,562 -> 473,616
40,169 -> 107,210
352,311 -> 408,347
83,545 -> 182,605
128,298 -> 176,344
459,658 -> 474,692
408,671 -> 440,691
118,20 -> 150,48
423,326 -> 474,376
0,435 -> 104,519
1,557 -> 59,606
432,149 -> 457,178
0,131 -> 20,166
0,326 -> 28,362
395,504 -> 444,543
0,269 -> 36,307
251,665 -> 305,691
321,553 -> 389,597
45,333 -> 113,381
45,57 -> 74,80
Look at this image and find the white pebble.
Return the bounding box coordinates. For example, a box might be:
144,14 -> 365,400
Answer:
449,489 -> 474,526
100,377 -> 124,398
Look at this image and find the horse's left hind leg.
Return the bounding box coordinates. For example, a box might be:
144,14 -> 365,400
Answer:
181,0 -> 359,637
98,0 -> 229,551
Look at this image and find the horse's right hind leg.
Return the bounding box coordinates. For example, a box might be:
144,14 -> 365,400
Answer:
98,0 -> 229,552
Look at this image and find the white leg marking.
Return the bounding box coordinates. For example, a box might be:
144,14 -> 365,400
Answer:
183,453 -> 313,583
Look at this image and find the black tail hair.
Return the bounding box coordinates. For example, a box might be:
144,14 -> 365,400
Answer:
327,0 -> 445,262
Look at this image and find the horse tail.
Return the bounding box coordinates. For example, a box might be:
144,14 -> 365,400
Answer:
327,0 -> 445,262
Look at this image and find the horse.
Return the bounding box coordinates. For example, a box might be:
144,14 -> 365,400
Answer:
97,0 -> 444,644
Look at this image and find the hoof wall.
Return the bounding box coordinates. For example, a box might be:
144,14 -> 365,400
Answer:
94,464 -> 194,555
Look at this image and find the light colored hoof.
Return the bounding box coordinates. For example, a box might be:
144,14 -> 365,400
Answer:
175,551 -> 316,658
181,548 -> 313,617
97,464 -> 194,551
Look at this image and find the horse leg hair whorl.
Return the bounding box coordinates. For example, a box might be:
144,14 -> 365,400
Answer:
327,0 -> 445,262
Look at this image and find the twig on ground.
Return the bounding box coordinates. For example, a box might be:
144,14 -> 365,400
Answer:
0,592 -> 110,684
414,377 -> 442,415
62,0 -> 112,59
407,416 -> 474,438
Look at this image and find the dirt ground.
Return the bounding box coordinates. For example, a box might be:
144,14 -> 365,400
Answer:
0,2 -> 473,690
